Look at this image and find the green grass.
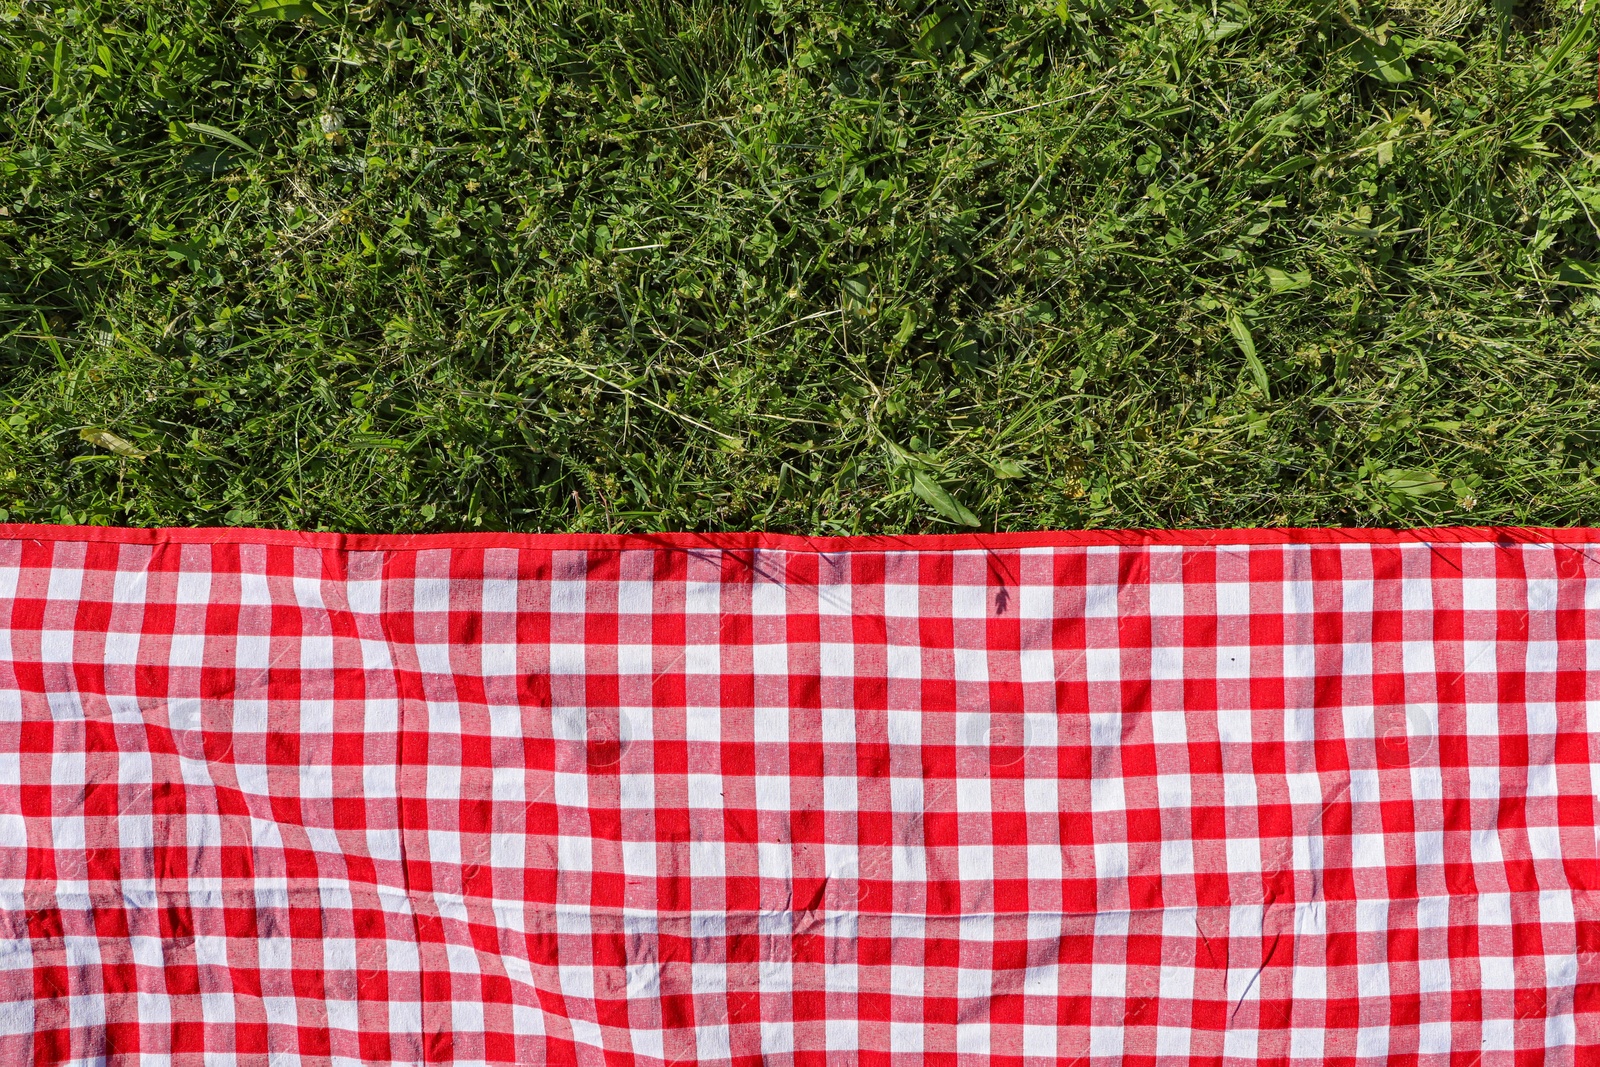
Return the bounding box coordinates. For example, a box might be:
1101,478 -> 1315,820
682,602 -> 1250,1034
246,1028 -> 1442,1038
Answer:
3,0 -> 1600,534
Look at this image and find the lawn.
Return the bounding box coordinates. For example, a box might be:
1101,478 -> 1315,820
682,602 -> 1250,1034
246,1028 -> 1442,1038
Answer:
2,0 -> 1599,534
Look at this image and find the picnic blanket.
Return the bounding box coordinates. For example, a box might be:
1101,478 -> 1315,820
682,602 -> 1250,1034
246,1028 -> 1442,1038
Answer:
0,524 -> 1596,1065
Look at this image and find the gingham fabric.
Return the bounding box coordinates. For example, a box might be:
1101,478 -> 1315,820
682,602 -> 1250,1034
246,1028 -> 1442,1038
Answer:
0,526 -> 1597,1066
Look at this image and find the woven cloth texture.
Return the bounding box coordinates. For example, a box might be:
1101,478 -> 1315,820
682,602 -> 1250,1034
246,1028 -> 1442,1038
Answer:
0,527 -> 1595,1065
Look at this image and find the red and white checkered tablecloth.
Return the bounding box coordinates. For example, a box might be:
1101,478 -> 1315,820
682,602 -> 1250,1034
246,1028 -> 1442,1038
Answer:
0,525 -> 1596,1066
